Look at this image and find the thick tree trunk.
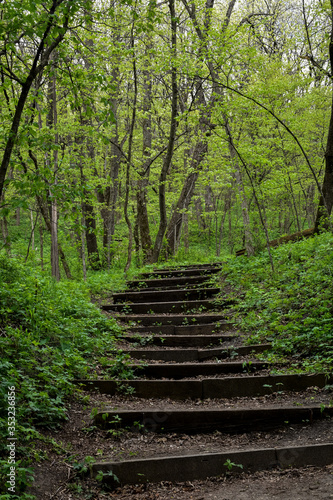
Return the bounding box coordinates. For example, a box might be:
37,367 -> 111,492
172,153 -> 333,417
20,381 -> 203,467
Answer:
315,2 -> 333,230
82,198 -> 101,270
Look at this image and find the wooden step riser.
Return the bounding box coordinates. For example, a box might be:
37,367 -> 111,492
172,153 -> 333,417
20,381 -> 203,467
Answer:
127,283 -> 217,293
94,407 -> 333,433
127,324 -> 233,335
124,335 -> 235,347
127,275 -> 213,289
122,344 -> 271,362
117,315 -> 230,326
104,300 -> 217,314
154,263 -> 222,270
139,267 -> 221,279
91,443 -> 333,487
127,362 -> 269,378
76,373 -> 333,400
112,288 -> 220,304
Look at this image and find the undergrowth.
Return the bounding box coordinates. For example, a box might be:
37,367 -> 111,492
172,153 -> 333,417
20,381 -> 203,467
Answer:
0,256 -> 123,498
224,231 -> 333,372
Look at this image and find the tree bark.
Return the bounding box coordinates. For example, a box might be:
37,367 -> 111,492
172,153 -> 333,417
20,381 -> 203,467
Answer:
314,1 -> 333,230
47,55 -> 60,281
36,195 -> 72,279
166,0 -> 237,257
150,0 -> 178,263
137,57 -> 153,263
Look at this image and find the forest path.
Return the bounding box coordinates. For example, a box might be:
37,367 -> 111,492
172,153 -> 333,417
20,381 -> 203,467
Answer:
76,263 -> 333,490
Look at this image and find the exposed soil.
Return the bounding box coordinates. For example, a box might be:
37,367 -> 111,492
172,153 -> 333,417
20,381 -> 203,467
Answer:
27,387 -> 333,499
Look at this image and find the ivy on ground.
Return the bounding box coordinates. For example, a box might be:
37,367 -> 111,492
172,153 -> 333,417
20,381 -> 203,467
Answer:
0,256 -> 122,497
223,231 -> 333,372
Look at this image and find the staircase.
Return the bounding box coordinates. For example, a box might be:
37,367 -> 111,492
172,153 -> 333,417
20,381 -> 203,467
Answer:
77,263 -> 333,488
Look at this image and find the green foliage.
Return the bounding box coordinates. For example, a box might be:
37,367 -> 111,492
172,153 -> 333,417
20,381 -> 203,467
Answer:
224,232 -> 333,371
223,459 -> 243,472
0,255 -> 123,495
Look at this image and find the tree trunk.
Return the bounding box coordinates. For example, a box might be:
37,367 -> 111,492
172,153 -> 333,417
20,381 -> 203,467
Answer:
137,58 -> 153,263
166,169 -> 200,255
47,55 -> 60,281
39,220 -> 44,271
150,0 -> 178,263
225,121 -> 254,256
0,1 -> 72,199
36,195 -> 72,279
315,2 -> 333,230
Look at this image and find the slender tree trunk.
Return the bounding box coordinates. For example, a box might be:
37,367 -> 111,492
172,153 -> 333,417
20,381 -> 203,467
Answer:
217,188 -> 232,256
50,196 -> 60,279
47,56 -> 60,280
81,216 -> 87,281
165,0 -> 237,256
150,0 -> 178,263
166,169 -> 200,254
39,220 -> 44,271
36,195 -> 72,278
124,21 -> 138,272
0,1 -> 71,199
225,121 -> 255,256
136,48 -> 153,263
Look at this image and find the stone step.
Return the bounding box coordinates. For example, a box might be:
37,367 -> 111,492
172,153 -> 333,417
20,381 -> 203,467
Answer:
127,361 -> 269,378
112,287 -> 220,304
124,334 -> 236,347
94,405 -> 333,433
121,344 -> 271,362
116,314 -> 230,326
138,266 -> 221,279
76,373 -> 333,400
127,275 -> 212,289
104,300 -> 218,314
91,443 -> 333,487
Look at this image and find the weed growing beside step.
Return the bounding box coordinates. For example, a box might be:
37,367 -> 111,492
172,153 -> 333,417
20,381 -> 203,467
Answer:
223,232 -> 333,372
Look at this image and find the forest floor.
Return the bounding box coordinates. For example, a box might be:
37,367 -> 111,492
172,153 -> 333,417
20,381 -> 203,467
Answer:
28,387 -> 333,499
24,257 -> 333,499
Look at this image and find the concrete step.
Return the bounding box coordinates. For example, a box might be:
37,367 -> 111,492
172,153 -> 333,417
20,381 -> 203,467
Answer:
112,287 -> 220,304
121,344 -> 271,362
76,373 -> 333,400
127,361 -> 269,379
116,314 -> 230,326
94,405 -> 333,433
124,334 -> 236,347
91,443 -> 333,487
103,300 -> 218,314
